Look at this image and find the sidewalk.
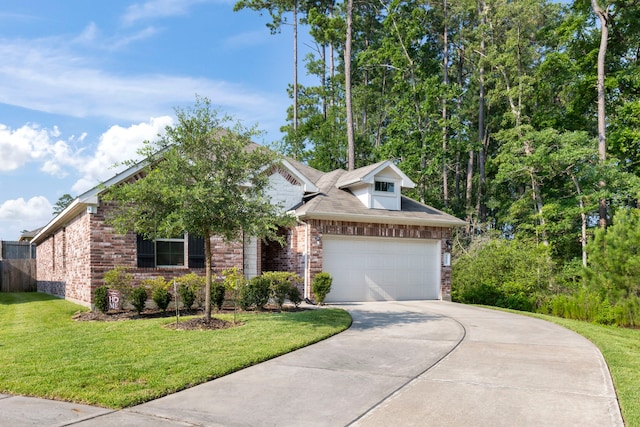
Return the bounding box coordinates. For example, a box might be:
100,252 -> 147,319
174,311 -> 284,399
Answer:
0,301 -> 624,426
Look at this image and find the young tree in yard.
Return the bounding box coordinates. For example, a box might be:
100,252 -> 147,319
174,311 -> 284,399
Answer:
591,0 -> 610,228
104,97 -> 293,321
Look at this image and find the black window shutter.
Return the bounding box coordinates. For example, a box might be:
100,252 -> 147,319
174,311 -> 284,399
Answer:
188,235 -> 205,268
137,234 -> 156,268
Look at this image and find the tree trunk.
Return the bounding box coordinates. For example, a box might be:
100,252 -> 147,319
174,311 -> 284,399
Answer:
476,1 -> 487,224
465,149 -> 474,233
204,232 -> 212,320
321,43 -> 327,119
476,0 -> 487,225
592,0 -> 609,227
442,0 -> 449,209
570,172 -> 588,267
293,2 -> 299,159
345,0 -> 355,171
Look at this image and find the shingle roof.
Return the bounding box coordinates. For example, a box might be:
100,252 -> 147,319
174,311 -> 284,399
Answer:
294,168 -> 466,227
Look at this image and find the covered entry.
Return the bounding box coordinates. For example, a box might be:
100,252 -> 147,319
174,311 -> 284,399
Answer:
322,235 -> 441,302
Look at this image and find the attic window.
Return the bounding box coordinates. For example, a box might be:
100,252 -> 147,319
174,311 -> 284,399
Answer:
374,181 -> 395,193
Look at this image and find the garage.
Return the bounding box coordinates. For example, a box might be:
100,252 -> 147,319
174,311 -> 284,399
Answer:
322,236 -> 441,302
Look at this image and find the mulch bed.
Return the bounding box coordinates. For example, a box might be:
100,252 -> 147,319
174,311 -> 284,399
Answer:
72,305 -> 307,330
72,308 -> 241,330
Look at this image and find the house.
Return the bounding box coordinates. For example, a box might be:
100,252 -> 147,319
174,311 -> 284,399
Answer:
32,153 -> 466,308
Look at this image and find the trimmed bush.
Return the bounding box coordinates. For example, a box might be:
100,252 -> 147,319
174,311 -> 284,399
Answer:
94,286 -> 110,313
240,276 -> 271,310
152,287 -> 172,312
312,272 -> 332,305
130,287 -> 148,314
175,273 -> 205,308
143,277 -> 172,313
178,284 -> 196,311
211,282 -> 226,311
288,285 -> 302,307
262,272 -> 303,310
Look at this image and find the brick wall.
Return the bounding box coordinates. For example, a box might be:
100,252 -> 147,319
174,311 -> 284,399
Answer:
38,200 -> 209,308
36,210 -> 92,305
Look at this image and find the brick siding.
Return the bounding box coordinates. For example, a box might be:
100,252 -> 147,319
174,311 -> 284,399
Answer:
37,198 -> 454,308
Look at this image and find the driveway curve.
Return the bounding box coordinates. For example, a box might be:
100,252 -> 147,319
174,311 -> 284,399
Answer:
0,301 -> 623,426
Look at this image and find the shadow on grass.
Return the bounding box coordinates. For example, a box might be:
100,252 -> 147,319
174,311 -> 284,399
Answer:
0,291 -> 60,305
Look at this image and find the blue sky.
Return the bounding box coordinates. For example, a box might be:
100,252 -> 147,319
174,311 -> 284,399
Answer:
0,0 -> 313,240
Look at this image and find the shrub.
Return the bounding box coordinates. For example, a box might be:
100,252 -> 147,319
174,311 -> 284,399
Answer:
94,286 -> 110,313
130,286 -> 148,314
211,282 -> 226,311
178,284 -> 196,311
175,273 -> 205,308
103,266 -> 133,309
452,238 -> 554,310
152,287 -> 172,312
240,276 -> 271,310
312,272 -> 332,305
262,272 -> 303,310
143,277 -> 172,313
288,285 -> 302,307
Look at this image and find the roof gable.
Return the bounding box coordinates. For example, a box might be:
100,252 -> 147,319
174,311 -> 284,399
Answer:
336,160 -> 415,189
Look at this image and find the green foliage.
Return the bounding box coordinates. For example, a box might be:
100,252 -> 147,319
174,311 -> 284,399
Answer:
103,266 -> 133,309
584,208 -> 640,300
240,275 -> 272,310
178,284 -> 196,311
143,277 -> 172,313
312,272 -> 333,305
93,286 -> 110,313
287,285 -> 302,308
130,287 -> 148,315
452,238 -> 554,310
52,193 -> 74,216
103,96 -> 295,320
262,272 -> 303,310
175,273 -> 205,309
539,290 -> 640,328
211,282 -> 226,311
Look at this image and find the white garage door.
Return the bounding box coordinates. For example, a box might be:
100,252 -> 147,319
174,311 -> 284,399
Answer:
322,236 -> 441,302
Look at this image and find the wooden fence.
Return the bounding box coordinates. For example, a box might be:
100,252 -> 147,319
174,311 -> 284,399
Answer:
0,241 -> 37,292
0,259 -> 37,292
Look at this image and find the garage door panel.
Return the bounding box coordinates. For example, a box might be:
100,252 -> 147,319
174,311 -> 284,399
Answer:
323,236 -> 440,302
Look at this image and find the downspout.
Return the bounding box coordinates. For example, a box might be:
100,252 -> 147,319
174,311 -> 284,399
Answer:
297,218 -> 310,300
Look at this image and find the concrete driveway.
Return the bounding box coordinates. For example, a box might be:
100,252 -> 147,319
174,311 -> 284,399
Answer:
0,301 -> 624,426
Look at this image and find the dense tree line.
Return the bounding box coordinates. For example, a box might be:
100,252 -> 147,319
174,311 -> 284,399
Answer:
237,0 -> 640,324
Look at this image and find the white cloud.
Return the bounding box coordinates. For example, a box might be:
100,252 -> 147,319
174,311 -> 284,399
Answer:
0,38 -> 275,125
0,196 -> 53,240
121,0 -> 210,26
0,124 -> 74,173
71,116 -> 173,194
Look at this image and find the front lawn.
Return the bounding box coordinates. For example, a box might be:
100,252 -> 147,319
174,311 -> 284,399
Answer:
0,292 -> 351,408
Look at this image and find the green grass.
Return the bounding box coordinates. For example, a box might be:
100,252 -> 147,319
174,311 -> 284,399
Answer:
491,308 -> 640,426
0,292 -> 351,409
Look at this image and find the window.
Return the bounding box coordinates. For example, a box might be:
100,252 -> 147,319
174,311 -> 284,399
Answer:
156,238 -> 185,266
136,234 -> 205,268
374,181 -> 394,193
